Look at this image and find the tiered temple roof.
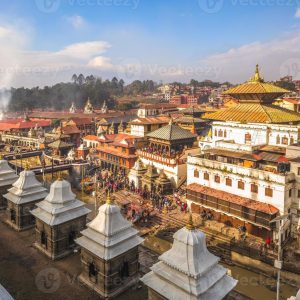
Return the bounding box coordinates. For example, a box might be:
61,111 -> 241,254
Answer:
4,168 -> 48,205
0,159 -> 18,187
141,217 -> 237,300
75,193 -> 143,260
31,177 -> 91,226
147,119 -> 197,141
204,65 -> 300,124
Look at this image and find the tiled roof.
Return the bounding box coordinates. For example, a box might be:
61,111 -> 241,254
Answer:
48,139 -> 73,149
147,123 -> 197,141
203,103 -> 300,123
187,183 -> 279,215
130,116 -> 170,125
223,82 -> 289,95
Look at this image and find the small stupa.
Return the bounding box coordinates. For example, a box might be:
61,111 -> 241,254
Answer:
76,192 -> 144,299
141,215 -> 237,300
31,175 -> 91,260
0,156 -> 19,210
4,163 -> 48,231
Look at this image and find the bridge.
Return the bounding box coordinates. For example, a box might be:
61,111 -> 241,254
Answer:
4,150 -> 42,161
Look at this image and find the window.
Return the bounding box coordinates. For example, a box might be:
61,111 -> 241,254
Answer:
218,130 -> 223,137
214,129 -> 217,136
276,135 -> 280,145
225,178 -> 232,186
298,167 -> 300,176
245,133 -> 251,143
238,181 -> 244,190
215,175 -> 220,183
282,136 -> 288,145
289,189 -> 292,197
290,136 -> 294,145
224,130 -> 227,138
251,184 -> 258,194
298,189 -> 300,198
194,169 -> 199,178
204,173 -> 209,180
265,187 -> 273,197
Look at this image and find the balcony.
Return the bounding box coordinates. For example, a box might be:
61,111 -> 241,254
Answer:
188,155 -> 295,185
137,150 -> 185,166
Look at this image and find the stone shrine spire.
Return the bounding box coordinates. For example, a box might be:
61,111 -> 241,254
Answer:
141,224 -> 237,300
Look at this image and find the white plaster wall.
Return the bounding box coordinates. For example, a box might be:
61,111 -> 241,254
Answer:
130,125 -> 145,137
187,160 -> 294,215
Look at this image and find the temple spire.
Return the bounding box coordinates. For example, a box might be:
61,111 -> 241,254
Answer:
249,64 -> 264,83
106,191 -> 113,205
186,212 -> 195,230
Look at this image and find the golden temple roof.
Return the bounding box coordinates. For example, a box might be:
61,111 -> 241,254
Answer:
203,103 -> 300,123
223,64 -> 290,96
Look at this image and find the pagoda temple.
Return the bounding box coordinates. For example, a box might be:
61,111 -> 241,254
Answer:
75,192 -> 144,299
0,158 -> 19,210
31,176 -> 91,260
189,65 -> 300,240
141,216 -> 237,300
4,165 -> 48,231
137,119 -> 198,187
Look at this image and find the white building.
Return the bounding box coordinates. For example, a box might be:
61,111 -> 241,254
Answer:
141,217 -> 237,300
188,65 -> 300,240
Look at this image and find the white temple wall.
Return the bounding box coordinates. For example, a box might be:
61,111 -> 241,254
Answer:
130,125 -> 145,137
187,160 -> 294,215
139,157 -> 183,187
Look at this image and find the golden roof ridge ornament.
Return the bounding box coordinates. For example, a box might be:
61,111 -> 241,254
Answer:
249,64 -> 264,83
186,212 -> 195,231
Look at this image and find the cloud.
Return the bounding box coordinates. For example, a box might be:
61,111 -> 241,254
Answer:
295,8 -> 300,18
65,15 -> 86,29
87,56 -> 114,69
201,31 -> 300,83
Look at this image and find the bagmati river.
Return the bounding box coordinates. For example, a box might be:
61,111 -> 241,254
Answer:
144,235 -> 299,300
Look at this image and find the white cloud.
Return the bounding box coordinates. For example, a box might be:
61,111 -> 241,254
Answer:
295,8 -> 300,18
65,15 -> 86,29
201,31 -> 300,83
87,56 -> 114,69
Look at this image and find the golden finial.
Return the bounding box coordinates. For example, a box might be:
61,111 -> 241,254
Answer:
249,64 -> 264,83
0,153 -> 3,160
106,191 -> 113,205
24,161 -> 30,171
186,212 -> 195,231
57,172 -> 63,181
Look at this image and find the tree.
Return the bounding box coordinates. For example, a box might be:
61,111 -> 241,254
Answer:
71,74 -> 78,84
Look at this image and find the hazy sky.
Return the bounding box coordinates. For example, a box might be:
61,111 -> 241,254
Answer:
1,0 -> 300,87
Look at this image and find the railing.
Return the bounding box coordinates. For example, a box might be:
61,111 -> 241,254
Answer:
137,150 -> 185,165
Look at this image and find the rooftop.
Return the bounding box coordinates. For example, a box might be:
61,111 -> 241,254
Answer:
147,120 -> 197,141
